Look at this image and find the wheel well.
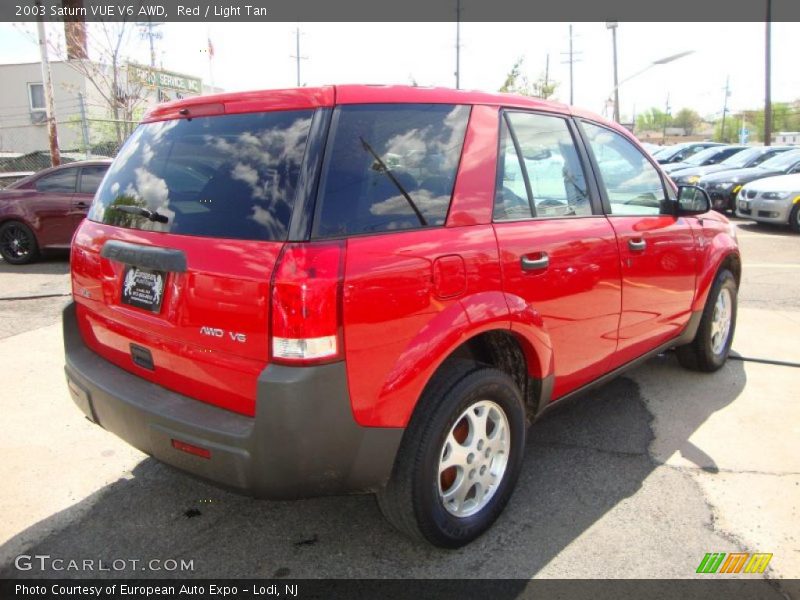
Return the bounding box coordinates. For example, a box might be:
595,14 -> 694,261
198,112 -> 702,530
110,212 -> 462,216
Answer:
720,252 -> 741,288
443,330 -> 538,422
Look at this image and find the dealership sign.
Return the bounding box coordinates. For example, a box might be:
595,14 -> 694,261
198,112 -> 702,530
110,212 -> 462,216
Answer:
127,64 -> 202,94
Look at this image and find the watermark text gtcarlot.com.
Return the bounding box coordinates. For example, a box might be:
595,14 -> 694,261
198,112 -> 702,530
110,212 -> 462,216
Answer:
14,554 -> 194,572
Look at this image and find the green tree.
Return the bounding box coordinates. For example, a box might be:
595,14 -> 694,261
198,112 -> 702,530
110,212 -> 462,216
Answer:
671,108 -> 701,135
499,57 -> 558,100
635,108 -> 670,132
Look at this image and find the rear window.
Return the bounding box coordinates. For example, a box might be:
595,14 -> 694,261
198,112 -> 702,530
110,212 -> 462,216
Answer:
88,110 -> 314,241
313,104 -> 470,238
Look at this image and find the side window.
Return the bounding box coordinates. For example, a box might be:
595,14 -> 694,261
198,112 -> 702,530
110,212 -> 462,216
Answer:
494,118 -> 532,219
582,121 -> 668,216
28,83 -> 45,112
494,112 -> 592,220
35,168 -> 77,193
78,165 -> 109,195
313,104 -> 470,238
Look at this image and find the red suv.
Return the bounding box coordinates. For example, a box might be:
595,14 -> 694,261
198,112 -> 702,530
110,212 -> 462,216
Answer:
63,86 -> 740,548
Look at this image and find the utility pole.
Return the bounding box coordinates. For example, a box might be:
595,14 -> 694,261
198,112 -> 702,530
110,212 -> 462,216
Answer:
139,20 -> 163,68
36,1 -> 60,167
78,93 -> 90,159
606,22 -> 620,123
455,0 -> 461,89
544,53 -> 550,89
290,27 -> 308,87
661,93 -> 671,144
561,24 -> 582,106
764,0 -> 772,146
721,76 -> 730,142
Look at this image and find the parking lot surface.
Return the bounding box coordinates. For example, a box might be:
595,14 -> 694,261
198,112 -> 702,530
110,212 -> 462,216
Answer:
0,220 -> 798,589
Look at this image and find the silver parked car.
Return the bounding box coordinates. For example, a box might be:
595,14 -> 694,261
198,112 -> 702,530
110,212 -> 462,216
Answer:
735,173 -> 800,232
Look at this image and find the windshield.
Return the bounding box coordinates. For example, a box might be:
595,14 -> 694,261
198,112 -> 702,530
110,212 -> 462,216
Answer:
683,146 -> 728,166
89,110 -> 314,241
719,147 -> 765,168
655,143 -> 690,160
759,149 -> 800,170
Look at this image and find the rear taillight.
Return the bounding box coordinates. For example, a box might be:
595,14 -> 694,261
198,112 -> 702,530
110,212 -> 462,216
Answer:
270,241 -> 344,365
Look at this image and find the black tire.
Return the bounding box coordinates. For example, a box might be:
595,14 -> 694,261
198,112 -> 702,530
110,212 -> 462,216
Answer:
0,221 -> 39,265
676,269 -> 737,372
377,362 -> 526,548
790,204 -> 800,234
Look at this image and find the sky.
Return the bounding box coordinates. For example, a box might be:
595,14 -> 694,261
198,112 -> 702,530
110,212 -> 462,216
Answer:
1,21 -> 798,123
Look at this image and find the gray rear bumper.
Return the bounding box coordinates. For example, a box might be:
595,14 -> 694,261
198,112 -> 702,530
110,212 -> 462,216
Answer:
63,302 -> 403,499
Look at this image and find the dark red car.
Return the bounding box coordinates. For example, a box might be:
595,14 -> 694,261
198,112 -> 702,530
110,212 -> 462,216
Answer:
63,86 -> 740,547
0,160 -> 110,264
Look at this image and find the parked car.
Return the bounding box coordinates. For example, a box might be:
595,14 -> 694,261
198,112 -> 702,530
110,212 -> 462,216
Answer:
672,145 -> 793,186
640,142 -> 662,155
698,148 -> 800,212
735,173 -> 800,232
661,145 -> 746,175
63,85 -> 740,548
0,160 -> 111,264
0,171 -> 34,189
653,141 -> 723,164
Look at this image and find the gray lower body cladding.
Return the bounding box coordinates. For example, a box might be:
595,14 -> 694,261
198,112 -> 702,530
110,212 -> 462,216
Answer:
62,302 -> 404,499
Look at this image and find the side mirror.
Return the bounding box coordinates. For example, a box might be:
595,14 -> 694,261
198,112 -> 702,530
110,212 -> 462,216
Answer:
677,185 -> 711,215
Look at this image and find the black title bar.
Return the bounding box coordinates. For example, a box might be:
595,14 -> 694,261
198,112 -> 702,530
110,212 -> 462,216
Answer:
3,0 -> 800,22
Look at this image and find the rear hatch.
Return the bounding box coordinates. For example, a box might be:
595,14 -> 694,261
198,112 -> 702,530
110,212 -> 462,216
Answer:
71,99 -> 324,416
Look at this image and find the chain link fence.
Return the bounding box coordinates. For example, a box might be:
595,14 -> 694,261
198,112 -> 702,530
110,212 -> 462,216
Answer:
0,117 -> 137,188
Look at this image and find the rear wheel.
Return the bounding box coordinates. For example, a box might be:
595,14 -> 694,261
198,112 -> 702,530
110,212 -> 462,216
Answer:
790,204 -> 800,234
0,221 -> 39,265
377,363 -> 526,548
676,269 -> 737,372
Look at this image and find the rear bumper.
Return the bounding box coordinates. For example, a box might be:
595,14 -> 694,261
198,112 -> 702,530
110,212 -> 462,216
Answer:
63,302 -> 403,499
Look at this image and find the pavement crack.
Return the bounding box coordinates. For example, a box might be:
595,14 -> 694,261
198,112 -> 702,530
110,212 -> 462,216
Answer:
729,355 -> 800,369
658,463 -> 800,477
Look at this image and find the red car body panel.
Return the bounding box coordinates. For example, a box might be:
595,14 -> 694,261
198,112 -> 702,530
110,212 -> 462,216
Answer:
72,220 -> 281,416
494,218 -> 622,399
446,105 -> 499,228
604,215 -> 698,367
70,85 -> 740,430
690,215 -> 740,312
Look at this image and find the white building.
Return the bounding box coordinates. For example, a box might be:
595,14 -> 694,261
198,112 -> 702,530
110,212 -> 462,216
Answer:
0,60 -> 218,156
774,132 -> 800,145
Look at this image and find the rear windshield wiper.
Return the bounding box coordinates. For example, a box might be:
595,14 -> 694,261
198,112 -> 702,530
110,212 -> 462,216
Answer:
113,204 -> 169,224
359,136 -> 428,227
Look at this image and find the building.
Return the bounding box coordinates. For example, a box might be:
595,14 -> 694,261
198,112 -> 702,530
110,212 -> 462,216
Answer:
774,132 -> 800,145
0,60 -> 218,157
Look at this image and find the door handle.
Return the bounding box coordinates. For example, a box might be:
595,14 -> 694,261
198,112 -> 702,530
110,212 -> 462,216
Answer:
628,239 -> 647,252
521,252 -> 549,271
74,201 -> 89,208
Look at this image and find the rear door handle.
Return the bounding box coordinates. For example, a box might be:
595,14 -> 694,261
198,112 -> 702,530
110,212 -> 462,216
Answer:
74,201 -> 89,209
628,239 -> 647,252
521,252 -> 549,271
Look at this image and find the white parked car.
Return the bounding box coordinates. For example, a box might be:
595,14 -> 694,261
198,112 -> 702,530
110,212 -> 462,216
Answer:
736,173 -> 800,232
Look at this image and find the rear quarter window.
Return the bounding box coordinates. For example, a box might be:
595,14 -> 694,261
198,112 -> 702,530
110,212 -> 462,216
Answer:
313,104 -> 470,238
88,110 -> 314,241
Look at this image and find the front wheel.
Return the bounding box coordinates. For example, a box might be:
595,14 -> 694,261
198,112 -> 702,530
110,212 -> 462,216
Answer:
790,203 -> 800,234
676,269 -> 737,372
0,221 -> 39,265
377,364 -> 526,548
